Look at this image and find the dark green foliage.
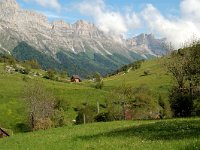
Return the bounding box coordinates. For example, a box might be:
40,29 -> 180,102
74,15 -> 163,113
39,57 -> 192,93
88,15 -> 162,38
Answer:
94,72 -> 104,89
55,99 -> 70,112
53,109 -> 68,127
12,42 -> 62,70
24,59 -> 41,69
75,103 -> 97,124
95,80 -> 104,89
166,41 -> 200,117
59,70 -> 68,79
43,69 -> 57,80
57,51 -> 146,78
56,51 -> 120,78
95,112 -> 113,122
129,51 -> 146,60
104,84 -> 160,120
130,85 -> 159,119
169,87 -> 193,117
158,95 -> 172,118
11,42 -> 146,78
109,59 -> 145,76
0,54 -> 17,65
15,123 -> 30,132
108,53 -> 129,65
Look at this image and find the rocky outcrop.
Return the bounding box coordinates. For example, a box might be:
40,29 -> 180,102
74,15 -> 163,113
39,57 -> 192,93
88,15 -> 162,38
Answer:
126,33 -> 168,56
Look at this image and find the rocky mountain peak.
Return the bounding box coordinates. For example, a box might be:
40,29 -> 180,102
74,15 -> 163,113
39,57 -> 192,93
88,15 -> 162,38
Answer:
73,20 -> 95,29
52,20 -> 71,29
0,0 -> 169,61
0,0 -> 19,9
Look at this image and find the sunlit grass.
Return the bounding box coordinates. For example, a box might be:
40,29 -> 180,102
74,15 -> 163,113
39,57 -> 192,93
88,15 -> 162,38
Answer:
0,118 -> 199,150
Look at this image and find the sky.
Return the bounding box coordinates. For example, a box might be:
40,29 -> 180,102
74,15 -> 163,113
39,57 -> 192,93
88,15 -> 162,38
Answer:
17,0 -> 200,48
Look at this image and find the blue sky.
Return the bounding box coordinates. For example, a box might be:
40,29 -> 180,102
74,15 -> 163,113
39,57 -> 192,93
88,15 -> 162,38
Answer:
16,0 -> 181,22
16,0 -> 200,48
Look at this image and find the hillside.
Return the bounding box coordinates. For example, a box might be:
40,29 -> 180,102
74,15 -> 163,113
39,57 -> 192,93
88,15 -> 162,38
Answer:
0,58 -> 174,132
104,58 -> 173,96
0,118 -> 199,150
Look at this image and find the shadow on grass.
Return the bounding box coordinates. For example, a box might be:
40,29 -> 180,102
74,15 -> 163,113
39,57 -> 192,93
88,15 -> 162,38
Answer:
76,119 -> 200,141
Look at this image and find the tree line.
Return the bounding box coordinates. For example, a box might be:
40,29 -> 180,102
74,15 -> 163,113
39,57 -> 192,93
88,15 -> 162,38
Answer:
164,41 -> 200,117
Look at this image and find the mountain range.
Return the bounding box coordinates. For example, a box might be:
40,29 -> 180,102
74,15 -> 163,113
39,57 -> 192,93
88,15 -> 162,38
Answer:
0,0 -> 169,77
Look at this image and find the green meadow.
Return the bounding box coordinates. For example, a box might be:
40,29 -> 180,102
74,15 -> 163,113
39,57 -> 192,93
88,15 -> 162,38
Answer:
0,118 -> 199,150
0,59 -> 199,149
0,59 -> 173,131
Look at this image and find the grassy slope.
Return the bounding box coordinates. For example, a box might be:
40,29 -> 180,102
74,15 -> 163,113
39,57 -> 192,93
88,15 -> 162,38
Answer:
0,118 -> 199,150
104,58 -> 173,98
0,63 -> 108,131
0,58 -> 173,131
0,59 -> 200,149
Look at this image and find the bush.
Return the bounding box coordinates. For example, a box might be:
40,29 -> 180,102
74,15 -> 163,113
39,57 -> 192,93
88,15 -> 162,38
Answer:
43,69 -> 57,80
53,109 -> 68,127
34,118 -> 54,131
94,72 -> 104,89
158,95 -> 172,119
15,123 -> 30,132
53,99 -> 70,127
75,104 -> 97,124
169,87 -> 193,117
24,81 -> 56,131
24,59 -> 41,69
95,80 -> 104,89
95,112 -> 114,122
144,70 -> 150,76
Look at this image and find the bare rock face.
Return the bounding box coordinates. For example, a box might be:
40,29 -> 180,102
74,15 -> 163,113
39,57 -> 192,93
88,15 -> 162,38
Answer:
126,34 -> 168,57
0,0 -> 168,59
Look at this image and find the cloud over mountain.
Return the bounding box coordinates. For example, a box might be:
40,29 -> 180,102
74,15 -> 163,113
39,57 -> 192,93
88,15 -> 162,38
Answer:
77,0 -> 140,37
142,0 -> 200,48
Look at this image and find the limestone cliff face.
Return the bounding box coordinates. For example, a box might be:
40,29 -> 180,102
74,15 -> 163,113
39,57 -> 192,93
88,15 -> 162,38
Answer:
0,0 -> 168,59
126,34 -> 168,57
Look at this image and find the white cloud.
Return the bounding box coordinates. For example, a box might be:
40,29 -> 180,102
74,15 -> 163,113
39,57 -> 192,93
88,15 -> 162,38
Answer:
142,0 -> 200,48
77,0 -> 200,48
78,0 -> 140,38
24,0 -> 61,11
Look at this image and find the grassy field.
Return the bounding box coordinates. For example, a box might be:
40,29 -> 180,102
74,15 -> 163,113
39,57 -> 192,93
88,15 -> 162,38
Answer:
0,59 -> 199,150
0,58 -> 174,132
0,63 -> 108,131
104,59 -> 173,95
0,118 -> 199,150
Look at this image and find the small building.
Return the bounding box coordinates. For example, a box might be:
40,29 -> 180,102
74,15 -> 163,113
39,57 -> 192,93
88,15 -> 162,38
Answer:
0,128 -> 9,138
71,75 -> 81,83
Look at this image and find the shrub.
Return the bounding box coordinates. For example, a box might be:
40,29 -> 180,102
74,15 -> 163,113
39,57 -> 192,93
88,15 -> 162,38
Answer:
53,109 -> 68,127
75,104 -> 97,124
25,59 -> 41,69
95,112 -> 114,122
169,87 -> 193,117
158,95 -> 172,118
34,118 -> 54,131
24,81 -> 56,131
94,72 -> 104,89
144,70 -> 150,76
95,80 -> 104,89
43,69 -> 57,80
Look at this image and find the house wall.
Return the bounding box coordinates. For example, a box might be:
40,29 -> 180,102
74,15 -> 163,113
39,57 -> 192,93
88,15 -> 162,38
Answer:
0,131 -> 8,138
74,78 -> 80,82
